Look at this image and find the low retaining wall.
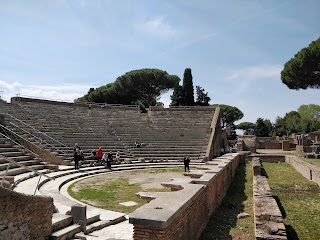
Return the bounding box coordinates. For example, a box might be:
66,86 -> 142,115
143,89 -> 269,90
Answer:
252,158 -> 287,240
249,154 -> 285,163
249,154 -> 320,187
0,187 -> 54,240
129,153 -> 246,240
257,141 -> 282,149
286,156 -> 320,187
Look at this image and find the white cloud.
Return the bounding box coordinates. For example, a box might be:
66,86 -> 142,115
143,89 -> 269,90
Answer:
226,64 -> 282,81
0,80 -> 90,103
138,17 -> 176,38
224,64 -> 282,95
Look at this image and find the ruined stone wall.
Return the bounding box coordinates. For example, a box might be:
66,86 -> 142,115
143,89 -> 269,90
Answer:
252,158 -> 287,239
248,154 -> 285,163
286,156 -> 320,187
0,187 -> 54,240
257,141 -> 282,149
11,96 -> 139,110
237,135 -> 257,152
130,153 -> 242,240
238,136 -> 295,151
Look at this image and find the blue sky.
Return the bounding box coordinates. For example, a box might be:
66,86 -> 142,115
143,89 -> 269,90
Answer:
0,0 -> 319,124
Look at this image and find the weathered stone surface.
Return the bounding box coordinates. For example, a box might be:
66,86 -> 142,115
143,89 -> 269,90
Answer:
253,160 -> 287,240
253,157 -> 261,176
0,187 -> 54,240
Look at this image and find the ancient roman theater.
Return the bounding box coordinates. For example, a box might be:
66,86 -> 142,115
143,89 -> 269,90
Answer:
1,97 -> 319,240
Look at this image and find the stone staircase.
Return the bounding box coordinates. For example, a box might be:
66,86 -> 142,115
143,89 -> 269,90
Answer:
1,98 -> 215,165
50,211 -> 126,240
0,134 -> 54,178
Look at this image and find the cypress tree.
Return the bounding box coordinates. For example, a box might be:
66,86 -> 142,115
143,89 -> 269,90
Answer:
182,68 -> 194,106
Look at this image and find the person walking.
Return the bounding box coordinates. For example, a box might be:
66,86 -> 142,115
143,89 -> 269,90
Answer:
184,156 -> 190,172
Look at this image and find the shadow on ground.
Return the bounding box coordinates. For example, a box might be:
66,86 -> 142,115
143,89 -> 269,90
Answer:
273,195 -> 286,218
285,225 -> 300,240
199,163 -> 249,240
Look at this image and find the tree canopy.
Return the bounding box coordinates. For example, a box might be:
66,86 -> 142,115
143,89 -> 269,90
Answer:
272,104 -> 320,136
76,68 -> 180,108
195,86 -> 211,106
170,85 -> 184,106
211,104 -> 244,128
237,122 -> 255,135
281,38 -> 320,90
254,118 -> 272,137
298,104 -> 320,132
211,104 -> 244,140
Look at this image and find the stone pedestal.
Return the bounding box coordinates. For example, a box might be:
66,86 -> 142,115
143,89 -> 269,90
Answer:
71,204 -> 87,232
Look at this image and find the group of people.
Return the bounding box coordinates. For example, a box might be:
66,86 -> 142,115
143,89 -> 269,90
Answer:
90,147 -> 121,169
73,143 -> 121,170
74,143 -> 191,173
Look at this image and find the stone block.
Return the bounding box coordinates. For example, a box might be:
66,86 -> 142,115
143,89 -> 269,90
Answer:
71,204 -> 87,232
252,157 -> 261,176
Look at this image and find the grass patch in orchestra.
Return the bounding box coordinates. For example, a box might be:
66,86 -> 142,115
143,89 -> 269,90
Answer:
68,178 -> 147,213
68,168 -> 182,213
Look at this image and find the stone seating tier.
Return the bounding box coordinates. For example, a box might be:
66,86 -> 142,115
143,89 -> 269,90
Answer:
2,99 -> 215,165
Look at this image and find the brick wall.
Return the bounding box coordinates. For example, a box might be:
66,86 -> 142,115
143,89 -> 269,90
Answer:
129,153 -> 242,240
0,187 -> 54,239
257,141 -> 282,149
248,154 -> 285,163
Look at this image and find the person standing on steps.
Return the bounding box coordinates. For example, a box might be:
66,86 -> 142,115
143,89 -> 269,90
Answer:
106,151 -> 113,169
184,156 -> 190,172
73,144 -> 81,170
96,147 -> 103,165
115,151 -> 121,163
88,104 -> 92,115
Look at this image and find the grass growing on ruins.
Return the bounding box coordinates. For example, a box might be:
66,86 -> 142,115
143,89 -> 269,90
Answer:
68,168 -> 182,213
262,162 -> 320,240
200,162 -> 255,240
68,178 -> 148,213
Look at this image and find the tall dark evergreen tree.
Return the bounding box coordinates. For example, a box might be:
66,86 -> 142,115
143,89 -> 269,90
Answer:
182,68 -> 194,106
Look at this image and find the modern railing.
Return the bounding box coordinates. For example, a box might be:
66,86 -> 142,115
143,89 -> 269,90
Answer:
6,113 -> 70,154
0,131 -> 54,195
0,123 -> 66,165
